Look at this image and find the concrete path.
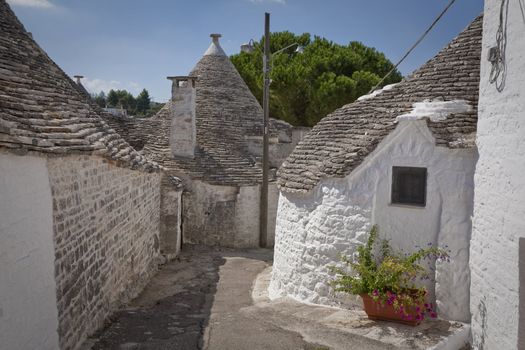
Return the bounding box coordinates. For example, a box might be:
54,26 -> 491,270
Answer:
82,245 -> 469,350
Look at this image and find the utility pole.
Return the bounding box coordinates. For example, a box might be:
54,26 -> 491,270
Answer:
259,12 -> 270,248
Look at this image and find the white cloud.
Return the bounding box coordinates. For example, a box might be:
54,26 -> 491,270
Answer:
249,0 -> 286,4
7,0 -> 55,8
80,77 -> 141,95
81,77 -> 121,94
129,82 -> 140,93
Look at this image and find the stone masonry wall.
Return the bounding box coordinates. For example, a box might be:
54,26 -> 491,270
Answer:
47,155 -> 162,350
270,121 -> 476,322
160,177 -> 183,258
182,180 -> 264,248
471,1 -> 525,348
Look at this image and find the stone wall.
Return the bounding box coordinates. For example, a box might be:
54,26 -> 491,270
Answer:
170,78 -> 196,158
160,177 -> 183,258
471,1 -> 525,348
182,181 -> 260,248
47,155 -> 162,350
270,120 -> 476,322
0,151 -> 60,350
267,182 -> 280,247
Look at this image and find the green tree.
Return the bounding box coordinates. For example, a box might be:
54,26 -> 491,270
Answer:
230,31 -> 402,126
92,91 -> 107,108
113,89 -> 136,114
106,89 -> 119,107
135,88 -> 151,116
146,101 -> 164,117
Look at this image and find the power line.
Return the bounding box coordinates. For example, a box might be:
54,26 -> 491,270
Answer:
489,0 -> 509,92
368,0 -> 458,94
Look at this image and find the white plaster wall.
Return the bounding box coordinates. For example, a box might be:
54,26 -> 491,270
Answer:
471,2 -> 525,348
0,152 -> 59,350
270,120 -> 476,322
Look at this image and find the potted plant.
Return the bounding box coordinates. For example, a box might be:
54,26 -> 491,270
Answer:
330,225 -> 449,326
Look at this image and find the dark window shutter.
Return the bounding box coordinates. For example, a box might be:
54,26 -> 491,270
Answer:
391,166 -> 427,207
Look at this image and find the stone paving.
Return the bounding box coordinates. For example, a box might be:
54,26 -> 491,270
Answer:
81,245 -> 470,350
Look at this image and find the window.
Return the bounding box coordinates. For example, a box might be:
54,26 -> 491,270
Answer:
391,166 -> 427,207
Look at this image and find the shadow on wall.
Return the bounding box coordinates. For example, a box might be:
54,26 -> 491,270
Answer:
85,244 -> 272,349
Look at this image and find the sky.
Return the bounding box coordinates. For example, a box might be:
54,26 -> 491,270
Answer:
7,0 -> 484,103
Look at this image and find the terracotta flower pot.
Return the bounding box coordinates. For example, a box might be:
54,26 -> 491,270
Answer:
361,293 -> 422,326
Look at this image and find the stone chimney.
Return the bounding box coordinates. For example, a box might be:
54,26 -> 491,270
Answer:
167,76 -> 198,158
73,75 -> 84,85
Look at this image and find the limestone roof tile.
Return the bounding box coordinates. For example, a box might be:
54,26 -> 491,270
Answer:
0,0 -> 160,172
278,15 -> 483,193
104,35 -> 289,186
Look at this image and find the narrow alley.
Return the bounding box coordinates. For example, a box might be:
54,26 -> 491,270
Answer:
81,246 -> 468,350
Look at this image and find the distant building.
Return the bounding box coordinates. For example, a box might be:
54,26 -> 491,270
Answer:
270,15 -> 482,324
103,107 -> 128,118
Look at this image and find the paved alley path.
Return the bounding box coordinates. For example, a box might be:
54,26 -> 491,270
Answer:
83,245 -> 469,350
83,246 -> 323,350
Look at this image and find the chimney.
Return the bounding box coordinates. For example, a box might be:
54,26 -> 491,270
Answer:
73,75 -> 84,85
204,33 -> 226,56
210,33 -> 221,43
167,76 -> 198,158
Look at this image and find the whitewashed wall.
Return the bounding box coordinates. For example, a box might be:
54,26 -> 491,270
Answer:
0,152 -> 60,350
270,120 -> 476,322
471,1 -> 525,348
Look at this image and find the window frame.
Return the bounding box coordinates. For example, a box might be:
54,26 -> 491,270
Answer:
391,166 -> 427,207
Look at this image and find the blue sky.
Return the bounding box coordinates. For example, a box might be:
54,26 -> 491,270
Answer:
7,0 -> 483,102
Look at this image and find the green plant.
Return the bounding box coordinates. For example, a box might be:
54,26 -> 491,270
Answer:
330,225 -> 450,321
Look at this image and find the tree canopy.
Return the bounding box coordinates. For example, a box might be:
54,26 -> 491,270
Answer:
230,31 -> 402,126
92,88 -> 162,117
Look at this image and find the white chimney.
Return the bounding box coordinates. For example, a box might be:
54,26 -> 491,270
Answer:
167,76 -> 198,158
204,33 -> 226,56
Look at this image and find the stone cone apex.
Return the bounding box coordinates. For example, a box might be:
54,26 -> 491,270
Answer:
189,31 -> 265,141
204,33 -> 227,56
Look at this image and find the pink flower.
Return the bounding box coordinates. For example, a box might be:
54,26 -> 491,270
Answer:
430,312 -> 437,318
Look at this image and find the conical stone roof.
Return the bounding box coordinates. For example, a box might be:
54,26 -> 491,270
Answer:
0,0 -> 160,172
278,15 -> 483,193
141,34 -> 275,185
190,33 -> 266,141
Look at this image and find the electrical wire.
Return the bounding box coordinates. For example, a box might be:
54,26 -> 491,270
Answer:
368,0 -> 457,94
489,0 -> 509,92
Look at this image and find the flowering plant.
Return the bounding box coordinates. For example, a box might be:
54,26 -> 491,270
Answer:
330,225 -> 449,321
